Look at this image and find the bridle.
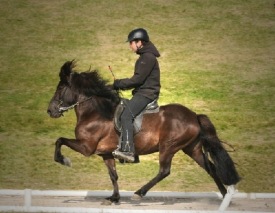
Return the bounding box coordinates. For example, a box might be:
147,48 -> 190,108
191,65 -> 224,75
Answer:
56,85 -> 93,114
58,96 -> 93,113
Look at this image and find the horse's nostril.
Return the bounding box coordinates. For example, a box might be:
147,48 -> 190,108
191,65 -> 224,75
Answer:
47,109 -> 51,115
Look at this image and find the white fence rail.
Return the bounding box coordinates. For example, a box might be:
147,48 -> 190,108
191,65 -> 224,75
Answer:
0,188 -> 275,213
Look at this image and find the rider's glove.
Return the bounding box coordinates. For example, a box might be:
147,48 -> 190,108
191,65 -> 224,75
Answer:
113,79 -> 120,90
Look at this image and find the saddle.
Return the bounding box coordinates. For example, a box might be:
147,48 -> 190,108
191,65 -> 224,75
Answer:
114,98 -> 159,134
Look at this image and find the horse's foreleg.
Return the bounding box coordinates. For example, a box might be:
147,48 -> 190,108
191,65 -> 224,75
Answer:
101,154 -> 120,204
54,137 -> 70,166
133,152 -> 174,199
54,137 -> 93,167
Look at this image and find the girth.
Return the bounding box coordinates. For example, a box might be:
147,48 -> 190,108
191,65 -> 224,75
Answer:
114,98 -> 159,134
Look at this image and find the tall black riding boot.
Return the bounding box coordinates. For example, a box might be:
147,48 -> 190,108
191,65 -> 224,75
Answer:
112,130 -> 135,163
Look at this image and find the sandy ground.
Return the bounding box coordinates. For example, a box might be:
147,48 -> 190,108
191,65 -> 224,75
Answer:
0,193 -> 275,212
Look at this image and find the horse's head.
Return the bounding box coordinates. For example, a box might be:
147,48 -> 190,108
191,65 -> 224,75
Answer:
47,60 -> 76,118
47,60 -> 121,120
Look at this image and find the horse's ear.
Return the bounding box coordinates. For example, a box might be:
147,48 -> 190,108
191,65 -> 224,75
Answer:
59,60 -> 76,83
69,59 -> 76,71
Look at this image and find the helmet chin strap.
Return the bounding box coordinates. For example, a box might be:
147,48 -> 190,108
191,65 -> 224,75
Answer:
135,41 -> 143,52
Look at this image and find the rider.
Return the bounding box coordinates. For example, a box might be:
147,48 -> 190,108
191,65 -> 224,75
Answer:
112,28 -> 161,162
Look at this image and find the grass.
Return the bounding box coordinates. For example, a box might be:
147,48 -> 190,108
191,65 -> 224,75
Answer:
0,0 -> 274,193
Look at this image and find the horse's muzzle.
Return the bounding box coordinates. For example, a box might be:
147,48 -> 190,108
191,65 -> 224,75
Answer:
47,109 -> 62,118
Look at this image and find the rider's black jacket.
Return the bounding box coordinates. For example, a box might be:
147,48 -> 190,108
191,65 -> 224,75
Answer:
113,41 -> 161,100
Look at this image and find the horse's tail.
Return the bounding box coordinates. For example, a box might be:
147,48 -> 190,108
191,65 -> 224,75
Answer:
197,114 -> 240,185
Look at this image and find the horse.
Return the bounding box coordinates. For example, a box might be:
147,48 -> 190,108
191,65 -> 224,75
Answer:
47,60 -> 240,204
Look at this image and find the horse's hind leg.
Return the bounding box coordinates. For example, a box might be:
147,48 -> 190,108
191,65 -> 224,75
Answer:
133,152 -> 174,200
184,146 -> 227,197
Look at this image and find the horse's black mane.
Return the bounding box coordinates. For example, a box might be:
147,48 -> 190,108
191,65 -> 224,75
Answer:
71,71 -> 114,99
60,60 -> 120,119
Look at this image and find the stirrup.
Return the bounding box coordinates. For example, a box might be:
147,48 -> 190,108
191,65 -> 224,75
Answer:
112,149 -> 135,163
119,155 -> 140,164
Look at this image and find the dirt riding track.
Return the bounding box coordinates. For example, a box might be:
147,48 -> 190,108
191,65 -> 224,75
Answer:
0,190 -> 275,212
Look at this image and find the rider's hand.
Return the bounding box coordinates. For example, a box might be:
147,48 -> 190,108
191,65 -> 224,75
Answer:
113,79 -> 120,90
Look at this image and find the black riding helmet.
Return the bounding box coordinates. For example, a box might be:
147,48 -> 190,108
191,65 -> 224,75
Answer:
126,28 -> 149,42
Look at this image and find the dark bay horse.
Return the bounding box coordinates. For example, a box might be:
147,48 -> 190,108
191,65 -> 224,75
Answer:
47,60 -> 240,203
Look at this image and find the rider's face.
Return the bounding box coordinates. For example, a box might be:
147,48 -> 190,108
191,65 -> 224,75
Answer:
129,40 -> 142,52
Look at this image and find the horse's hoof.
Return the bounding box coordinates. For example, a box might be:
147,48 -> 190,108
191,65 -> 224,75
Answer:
101,199 -> 113,205
131,193 -> 142,201
63,157 -> 72,167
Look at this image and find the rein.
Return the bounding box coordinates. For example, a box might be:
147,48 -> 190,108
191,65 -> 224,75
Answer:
58,96 -> 93,113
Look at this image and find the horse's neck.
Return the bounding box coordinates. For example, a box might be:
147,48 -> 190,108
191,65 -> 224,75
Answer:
74,96 -> 94,120
75,96 -> 116,122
